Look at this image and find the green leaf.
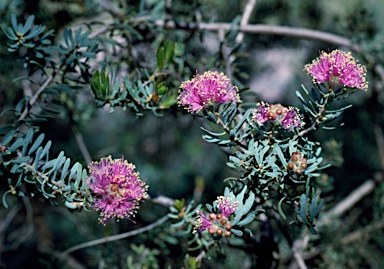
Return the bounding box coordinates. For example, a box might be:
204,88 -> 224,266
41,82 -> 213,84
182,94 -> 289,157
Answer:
299,194 -> 309,225
22,15 -> 35,33
60,158 -> 71,181
236,214 -> 255,226
49,84 -> 74,94
28,133 -> 45,155
231,229 -> 243,237
278,197 -> 287,220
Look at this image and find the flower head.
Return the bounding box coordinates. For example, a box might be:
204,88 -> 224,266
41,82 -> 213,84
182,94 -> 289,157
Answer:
178,71 -> 240,112
193,196 -> 238,236
304,50 -> 368,91
193,210 -> 214,233
280,108 -> 304,131
87,156 -> 148,225
216,196 -> 238,218
252,102 -> 304,131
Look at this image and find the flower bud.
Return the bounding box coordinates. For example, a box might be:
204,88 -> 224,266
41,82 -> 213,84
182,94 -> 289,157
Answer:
288,163 -> 295,170
301,163 -> 307,169
208,227 -> 216,234
295,169 -> 302,175
217,213 -> 223,220
209,213 -> 217,220
224,231 -> 231,237
216,228 -> 223,236
225,223 -> 232,231
268,112 -> 276,120
220,218 -> 227,225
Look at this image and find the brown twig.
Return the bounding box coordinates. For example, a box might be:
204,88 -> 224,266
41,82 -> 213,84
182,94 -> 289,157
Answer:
18,74 -> 54,122
60,214 -> 168,256
72,125 -> 92,164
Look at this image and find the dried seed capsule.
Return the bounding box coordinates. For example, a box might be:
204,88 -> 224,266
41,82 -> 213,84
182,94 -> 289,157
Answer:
209,213 -> 217,220
217,213 -> 223,220
220,218 -> 227,225
295,169 -> 302,175
225,223 -> 232,231
224,231 -> 231,237
208,227 -> 216,235
301,163 -> 307,169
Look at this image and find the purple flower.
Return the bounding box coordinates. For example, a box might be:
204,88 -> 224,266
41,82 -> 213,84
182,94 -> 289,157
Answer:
252,102 -> 270,124
252,103 -> 304,131
178,71 -> 240,112
280,108 -> 304,131
193,210 -> 214,233
216,196 -> 238,218
304,50 -> 368,91
87,156 -> 148,225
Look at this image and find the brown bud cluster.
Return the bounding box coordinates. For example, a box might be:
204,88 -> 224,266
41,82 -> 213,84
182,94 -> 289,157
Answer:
267,103 -> 289,121
207,212 -> 233,237
287,152 -> 307,175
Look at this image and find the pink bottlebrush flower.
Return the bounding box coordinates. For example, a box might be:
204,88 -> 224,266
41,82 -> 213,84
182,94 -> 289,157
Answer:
178,71 -> 240,112
193,210 -> 214,233
252,102 -> 304,131
193,196 -> 238,236
280,108 -> 304,131
304,50 -> 368,91
216,196 -> 238,218
252,102 -> 270,124
87,156 -> 148,225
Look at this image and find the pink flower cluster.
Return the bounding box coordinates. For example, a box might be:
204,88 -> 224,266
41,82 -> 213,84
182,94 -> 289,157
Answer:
253,102 -> 304,131
178,71 -> 240,112
87,156 -> 148,225
304,50 -> 368,91
194,196 -> 238,237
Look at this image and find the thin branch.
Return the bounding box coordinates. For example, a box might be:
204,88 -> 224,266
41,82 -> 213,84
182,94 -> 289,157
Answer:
320,179 -> 376,225
0,205 -> 21,233
149,195 -> 175,207
94,0 -> 123,20
373,124 -> 384,171
236,0 -> 257,43
18,74 -> 54,122
60,215 -> 168,256
152,20 -> 360,51
288,179 -> 376,267
292,94 -> 330,141
72,125 -> 92,164
340,218 -> 384,245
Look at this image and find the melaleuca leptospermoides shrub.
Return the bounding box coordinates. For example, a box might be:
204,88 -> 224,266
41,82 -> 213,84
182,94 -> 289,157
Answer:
173,49 -> 368,240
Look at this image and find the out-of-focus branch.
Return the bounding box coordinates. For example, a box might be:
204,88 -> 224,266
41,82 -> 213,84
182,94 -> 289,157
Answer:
148,195 -> 175,207
18,74 -> 54,122
319,179 -> 376,226
373,124 -> 384,170
60,214 -> 168,256
288,179 -> 376,267
152,20 -> 359,51
341,218 -> 384,245
94,0 -> 123,20
72,125 -> 92,165
236,0 -> 257,43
